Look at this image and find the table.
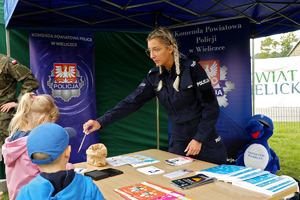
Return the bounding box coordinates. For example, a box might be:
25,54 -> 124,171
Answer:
74,149 -> 297,200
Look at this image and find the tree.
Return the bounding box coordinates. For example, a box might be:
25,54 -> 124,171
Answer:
279,33 -> 296,57
259,32 -> 297,58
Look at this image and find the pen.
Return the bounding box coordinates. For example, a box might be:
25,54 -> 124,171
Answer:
77,132 -> 87,153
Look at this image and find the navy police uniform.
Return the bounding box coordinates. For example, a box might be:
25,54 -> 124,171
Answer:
97,54 -> 227,165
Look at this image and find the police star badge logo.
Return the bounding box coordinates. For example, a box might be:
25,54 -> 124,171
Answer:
47,63 -> 84,102
199,60 -> 235,107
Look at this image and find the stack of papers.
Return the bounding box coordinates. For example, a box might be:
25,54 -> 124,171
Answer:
163,169 -> 193,179
196,165 -> 297,196
165,156 -> 195,166
170,174 -> 214,189
196,164 -> 246,177
232,173 -> 296,196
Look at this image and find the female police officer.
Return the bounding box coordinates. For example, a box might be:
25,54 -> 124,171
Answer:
83,27 -> 227,165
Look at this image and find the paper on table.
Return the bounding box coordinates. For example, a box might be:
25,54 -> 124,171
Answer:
163,169 -> 193,179
137,166 -> 165,175
116,154 -> 160,167
106,157 -> 128,167
75,168 -> 88,174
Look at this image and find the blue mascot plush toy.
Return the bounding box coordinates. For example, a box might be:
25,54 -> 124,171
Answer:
236,114 -> 280,174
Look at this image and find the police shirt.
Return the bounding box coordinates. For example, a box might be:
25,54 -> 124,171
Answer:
97,56 -> 220,144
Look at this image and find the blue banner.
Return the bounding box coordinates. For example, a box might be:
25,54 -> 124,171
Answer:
29,30 -> 98,163
172,18 -> 252,162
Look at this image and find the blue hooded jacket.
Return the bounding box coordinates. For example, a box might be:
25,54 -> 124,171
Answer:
16,171 -> 105,200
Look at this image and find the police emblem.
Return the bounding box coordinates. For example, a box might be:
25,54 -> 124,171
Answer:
54,63 -> 76,83
200,60 -> 235,107
47,63 -> 84,102
200,60 -> 220,87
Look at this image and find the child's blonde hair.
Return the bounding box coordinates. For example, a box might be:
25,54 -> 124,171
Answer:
147,27 -> 181,92
8,93 -> 59,136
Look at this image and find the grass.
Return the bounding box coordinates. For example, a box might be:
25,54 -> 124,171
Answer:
273,122 -> 300,133
1,122 -> 298,199
270,122 -> 300,180
1,192 -> 8,200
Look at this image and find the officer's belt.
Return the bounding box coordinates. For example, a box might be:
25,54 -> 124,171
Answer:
171,117 -> 201,125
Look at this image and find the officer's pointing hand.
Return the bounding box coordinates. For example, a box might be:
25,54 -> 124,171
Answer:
83,120 -> 101,135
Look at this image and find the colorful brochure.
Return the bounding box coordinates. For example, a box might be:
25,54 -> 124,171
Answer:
152,191 -> 184,200
114,181 -> 174,200
196,164 -> 248,180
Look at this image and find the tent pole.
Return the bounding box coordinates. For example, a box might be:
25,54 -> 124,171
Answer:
251,38 -> 255,115
6,28 -> 10,57
154,11 -> 159,150
156,97 -> 159,150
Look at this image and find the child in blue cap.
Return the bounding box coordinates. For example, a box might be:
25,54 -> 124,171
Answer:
16,123 -> 105,200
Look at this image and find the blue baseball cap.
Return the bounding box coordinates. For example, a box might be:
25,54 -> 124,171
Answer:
27,123 -> 77,165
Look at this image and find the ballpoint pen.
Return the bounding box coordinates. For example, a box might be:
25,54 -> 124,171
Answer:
77,131 -> 87,153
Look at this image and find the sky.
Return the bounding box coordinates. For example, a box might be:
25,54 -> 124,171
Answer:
250,29 -> 300,54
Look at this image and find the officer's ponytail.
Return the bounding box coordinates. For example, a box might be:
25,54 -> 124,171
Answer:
172,41 -> 180,92
147,27 -> 181,92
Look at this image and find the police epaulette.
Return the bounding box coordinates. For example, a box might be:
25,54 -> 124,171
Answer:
147,67 -> 159,76
184,60 -> 197,68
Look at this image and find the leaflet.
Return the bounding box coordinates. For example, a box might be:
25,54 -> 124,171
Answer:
163,169 -> 194,179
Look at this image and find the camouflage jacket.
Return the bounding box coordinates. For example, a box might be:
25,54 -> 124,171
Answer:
0,54 -> 39,120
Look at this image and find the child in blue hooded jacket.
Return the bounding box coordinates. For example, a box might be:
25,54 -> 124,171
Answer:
16,123 -> 105,200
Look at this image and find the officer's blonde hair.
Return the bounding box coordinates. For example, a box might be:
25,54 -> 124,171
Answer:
147,27 -> 181,92
9,93 -> 59,136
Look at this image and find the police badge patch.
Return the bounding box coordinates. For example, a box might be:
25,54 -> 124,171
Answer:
200,60 -> 235,107
47,63 -> 84,102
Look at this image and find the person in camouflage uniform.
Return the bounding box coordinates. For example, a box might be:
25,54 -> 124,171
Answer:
0,53 -> 39,147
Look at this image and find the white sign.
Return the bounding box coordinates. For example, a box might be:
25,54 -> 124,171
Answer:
253,56 -> 300,108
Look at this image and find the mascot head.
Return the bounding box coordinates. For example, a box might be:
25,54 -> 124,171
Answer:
237,114 -> 280,174
245,114 -> 273,140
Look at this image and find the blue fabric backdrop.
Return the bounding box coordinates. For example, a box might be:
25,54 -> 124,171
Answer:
172,18 -> 252,161
29,30 -> 99,163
